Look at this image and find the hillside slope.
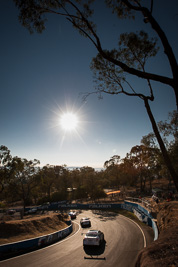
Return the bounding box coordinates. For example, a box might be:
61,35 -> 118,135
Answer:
135,201 -> 178,267
0,213 -> 68,245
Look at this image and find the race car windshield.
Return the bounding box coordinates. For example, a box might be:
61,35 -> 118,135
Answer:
86,232 -> 98,237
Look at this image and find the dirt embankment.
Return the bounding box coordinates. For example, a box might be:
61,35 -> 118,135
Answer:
0,213 -> 68,245
135,201 -> 178,267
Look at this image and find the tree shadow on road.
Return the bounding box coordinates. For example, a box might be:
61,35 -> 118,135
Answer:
91,210 -> 118,221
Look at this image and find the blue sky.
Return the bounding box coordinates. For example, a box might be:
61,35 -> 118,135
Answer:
0,1 -> 177,168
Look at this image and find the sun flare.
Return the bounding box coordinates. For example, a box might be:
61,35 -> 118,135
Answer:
60,113 -> 78,131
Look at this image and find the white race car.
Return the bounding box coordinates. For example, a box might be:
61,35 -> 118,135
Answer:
68,211 -> 77,219
80,217 -> 91,227
83,230 -> 104,246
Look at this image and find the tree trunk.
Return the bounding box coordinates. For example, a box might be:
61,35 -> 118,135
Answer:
47,186 -> 51,199
144,98 -> 178,191
149,177 -> 152,192
140,174 -> 143,192
172,83 -> 178,109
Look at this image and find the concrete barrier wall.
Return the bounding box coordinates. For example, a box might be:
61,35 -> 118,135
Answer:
150,219 -> 159,241
123,201 -> 158,240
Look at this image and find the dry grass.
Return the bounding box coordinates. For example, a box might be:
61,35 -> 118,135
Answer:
0,213 -> 68,245
135,201 -> 178,267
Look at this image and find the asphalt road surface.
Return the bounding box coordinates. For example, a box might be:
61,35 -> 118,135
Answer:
0,210 -> 154,267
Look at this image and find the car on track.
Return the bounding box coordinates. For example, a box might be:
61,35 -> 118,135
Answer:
68,211 -> 77,219
83,230 -> 104,246
80,217 -> 91,227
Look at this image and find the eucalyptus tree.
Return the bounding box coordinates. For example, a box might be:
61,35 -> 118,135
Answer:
53,165 -> 70,200
0,145 -> 12,194
13,0 -> 178,190
79,166 -> 95,196
68,168 -> 82,200
104,155 -> 122,188
129,145 -> 152,191
96,169 -> 109,189
142,110 -> 178,186
69,168 -> 81,189
104,155 -> 121,168
142,111 -> 177,156
119,155 -> 138,187
9,157 -> 40,209
40,165 -> 57,200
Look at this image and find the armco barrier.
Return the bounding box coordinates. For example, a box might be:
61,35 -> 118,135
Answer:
0,222 -> 72,260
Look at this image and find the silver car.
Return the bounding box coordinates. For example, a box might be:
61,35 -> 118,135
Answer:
83,230 -> 104,246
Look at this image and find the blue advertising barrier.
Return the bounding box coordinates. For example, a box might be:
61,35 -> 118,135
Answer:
0,222 -> 72,259
48,203 -> 118,210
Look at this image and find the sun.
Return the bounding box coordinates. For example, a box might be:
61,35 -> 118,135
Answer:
60,112 -> 78,131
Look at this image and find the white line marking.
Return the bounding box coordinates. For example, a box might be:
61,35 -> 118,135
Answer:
120,214 -> 147,247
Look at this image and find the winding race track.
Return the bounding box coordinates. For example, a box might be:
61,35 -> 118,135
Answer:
0,210 -> 154,267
